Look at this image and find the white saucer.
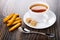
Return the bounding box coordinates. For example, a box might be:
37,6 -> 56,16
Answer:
23,10 -> 56,29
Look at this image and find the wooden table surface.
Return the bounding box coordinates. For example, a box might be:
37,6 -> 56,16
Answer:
0,0 -> 60,40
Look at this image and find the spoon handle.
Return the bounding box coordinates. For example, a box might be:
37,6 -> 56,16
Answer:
30,31 -> 55,38
30,31 -> 46,35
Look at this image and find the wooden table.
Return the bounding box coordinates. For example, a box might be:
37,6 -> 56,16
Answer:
0,0 -> 60,40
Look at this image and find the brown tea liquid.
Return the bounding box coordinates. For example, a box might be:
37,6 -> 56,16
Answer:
30,4 -> 48,13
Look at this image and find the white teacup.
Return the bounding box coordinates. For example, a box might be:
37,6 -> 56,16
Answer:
28,2 -> 49,23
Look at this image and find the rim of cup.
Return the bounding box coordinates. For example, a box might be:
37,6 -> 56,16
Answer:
28,2 -> 49,14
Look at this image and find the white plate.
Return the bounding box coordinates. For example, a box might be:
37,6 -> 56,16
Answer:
23,10 -> 56,29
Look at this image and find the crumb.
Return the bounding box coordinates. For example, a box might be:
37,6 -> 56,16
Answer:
30,20 -> 37,26
26,18 -> 32,23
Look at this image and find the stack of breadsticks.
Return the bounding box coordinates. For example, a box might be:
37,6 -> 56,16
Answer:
3,13 -> 22,32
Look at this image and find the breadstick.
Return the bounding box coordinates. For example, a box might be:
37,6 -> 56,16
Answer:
15,17 -> 21,21
12,20 -> 22,25
7,19 -> 22,27
7,23 -> 11,27
9,23 -> 21,32
3,13 -> 14,23
15,14 -> 19,17
7,14 -> 18,26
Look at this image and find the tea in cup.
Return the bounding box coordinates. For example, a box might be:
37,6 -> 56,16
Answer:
28,2 -> 49,23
